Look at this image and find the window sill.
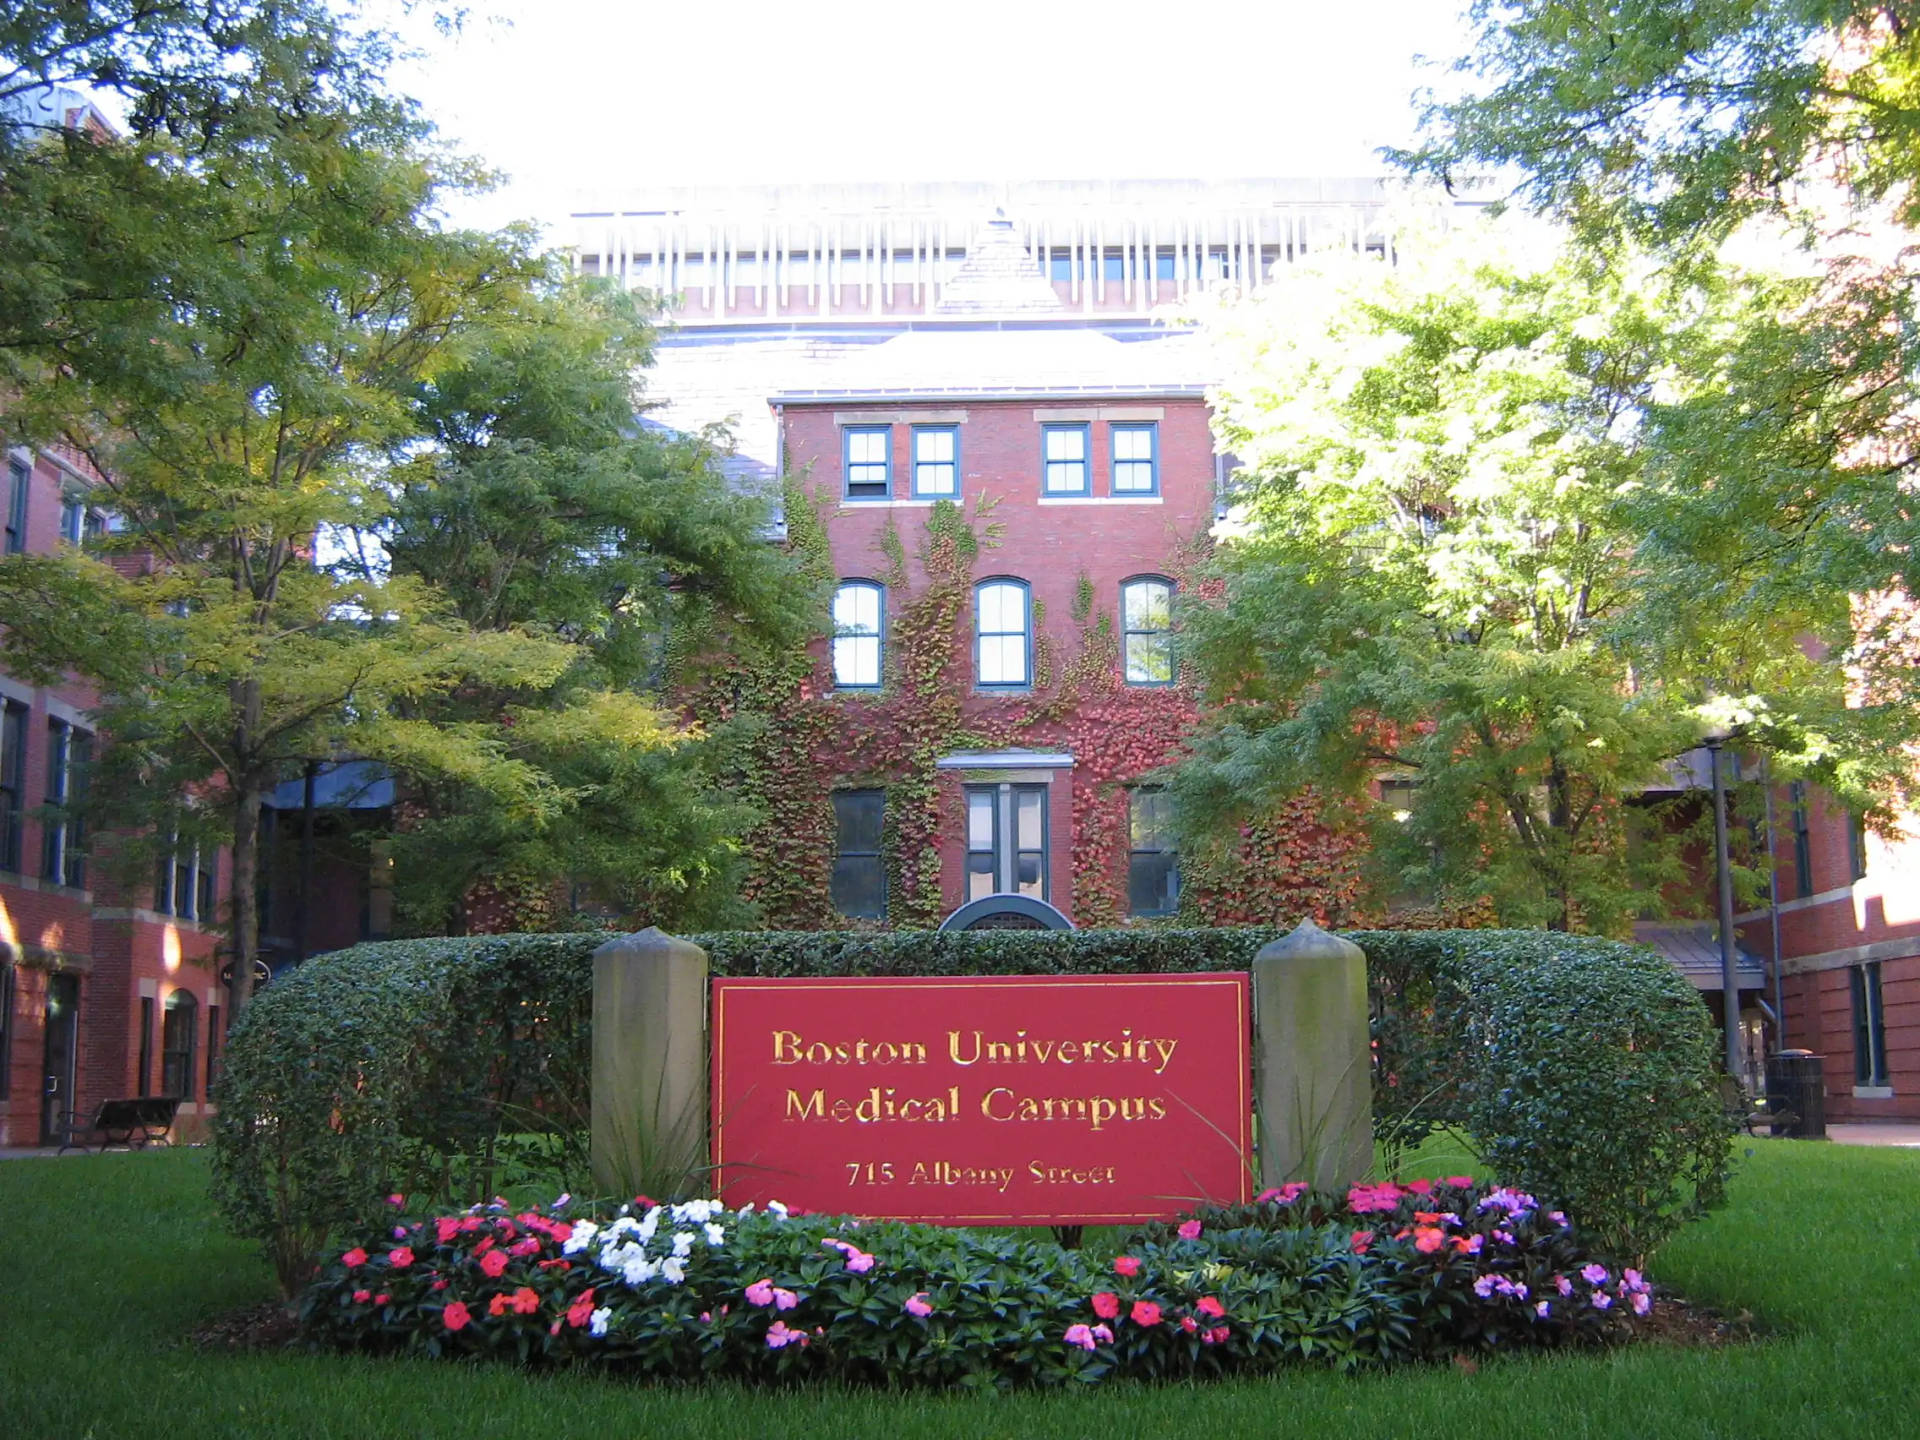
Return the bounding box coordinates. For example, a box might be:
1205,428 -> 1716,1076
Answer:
0,871 -> 93,903
1853,1085 -> 1896,1100
840,497 -> 934,508
1037,495 -> 1163,506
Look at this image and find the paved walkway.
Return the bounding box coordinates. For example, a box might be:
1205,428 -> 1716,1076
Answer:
1827,1122 -> 1920,1148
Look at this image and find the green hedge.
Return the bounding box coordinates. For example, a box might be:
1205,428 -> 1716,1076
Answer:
211,927 -> 1729,1293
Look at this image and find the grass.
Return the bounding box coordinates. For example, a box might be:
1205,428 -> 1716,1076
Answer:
0,1140 -> 1912,1439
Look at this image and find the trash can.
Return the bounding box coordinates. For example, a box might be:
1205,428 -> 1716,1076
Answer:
1765,1050 -> 1826,1139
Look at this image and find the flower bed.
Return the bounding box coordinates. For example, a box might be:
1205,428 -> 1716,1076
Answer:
299,1179 -> 1656,1388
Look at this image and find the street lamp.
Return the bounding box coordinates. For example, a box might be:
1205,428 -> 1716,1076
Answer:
1702,724 -> 1744,1085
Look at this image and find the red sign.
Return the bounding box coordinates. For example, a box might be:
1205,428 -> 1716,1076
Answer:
711,974 -> 1251,1225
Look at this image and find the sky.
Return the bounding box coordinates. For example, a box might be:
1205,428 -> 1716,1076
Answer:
383,0 -> 1476,239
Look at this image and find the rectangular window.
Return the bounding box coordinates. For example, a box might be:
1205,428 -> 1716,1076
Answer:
1047,251 -> 1074,284
43,719 -> 88,888
965,783 -> 1048,902
1101,250 -> 1125,283
843,426 -> 892,501
1041,424 -> 1090,495
205,1004 -> 221,1096
1154,250 -> 1176,282
197,861 -> 216,925
1128,787 -> 1180,916
0,700 -> 25,873
911,426 -> 959,498
5,456 -> 27,554
0,964 -> 12,1098
1790,782 -> 1812,896
1851,961 -> 1889,1088
137,996 -> 154,1098
1110,422 -> 1158,495
161,994 -> 197,1101
1849,812 -> 1869,882
831,789 -> 886,919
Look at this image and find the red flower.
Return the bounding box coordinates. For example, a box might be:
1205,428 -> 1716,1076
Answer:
1196,1295 -> 1226,1318
489,1293 -> 512,1318
352,1289 -> 371,1303
1414,1226 -> 1446,1254
479,1250 -> 510,1278
432,1279 -> 449,1291
1181,1316 -> 1199,1333
443,1301 -> 472,1331
388,1246 -> 414,1268
472,1236 -> 496,1257
341,1248 -> 368,1268
511,1287 -> 540,1315
567,1288 -> 597,1328
538,1259 -> 572,1271
1130,1300 -> 1163,1327
510,1237 -> 541,1258
1350,1230 -> 1375,1254
1112,1256 -> 1142,1278
1413,1211 -> 1443,1225
1091,1292 -> 1121,1319
1207,1325 -> 1231,1344
1406,1179 -> 1433,1195
1445,1175 -> 1475,1188
436,1217 -> 461,1244
373,1294 -> 388,1305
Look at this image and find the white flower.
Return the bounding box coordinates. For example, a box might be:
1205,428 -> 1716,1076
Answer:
589,1306 -> 612,1337
661,1257 -> 686,1285
671,1231 -> 695,1258
562,1220 -> 597,1255
620,1254 -> 659,1287
766,1201 -> 789,1219
703,1223 -> 726,1247
635,1211 -> 660,1243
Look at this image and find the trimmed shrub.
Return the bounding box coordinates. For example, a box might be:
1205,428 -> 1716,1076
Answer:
297,1179 -> 1653,1387
213,927 -> 1729,1293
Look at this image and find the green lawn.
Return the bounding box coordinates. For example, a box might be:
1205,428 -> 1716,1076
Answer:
0,1141 -> 1912,1439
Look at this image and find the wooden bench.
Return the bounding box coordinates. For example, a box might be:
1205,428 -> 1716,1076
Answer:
55,1097 -> 181,1154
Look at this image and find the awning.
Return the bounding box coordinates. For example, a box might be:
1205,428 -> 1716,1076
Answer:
1633,923 -> 1768,992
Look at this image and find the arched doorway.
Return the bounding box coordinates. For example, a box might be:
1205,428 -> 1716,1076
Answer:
937,895 -> 1075,932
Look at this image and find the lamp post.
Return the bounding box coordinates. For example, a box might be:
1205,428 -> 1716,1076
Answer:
1703,726 -> 1744,1084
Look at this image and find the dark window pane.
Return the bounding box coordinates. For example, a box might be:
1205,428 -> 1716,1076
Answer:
1130,852 -> 1179,916
833,791 -> 884,853
831,856 -> 884,919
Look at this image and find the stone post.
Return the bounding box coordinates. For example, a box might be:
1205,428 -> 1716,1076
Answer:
1251,919 -> 1373,1193
591,928 -> 710,1199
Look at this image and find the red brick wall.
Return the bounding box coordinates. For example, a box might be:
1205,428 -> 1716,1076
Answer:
780,395 -> 1213,926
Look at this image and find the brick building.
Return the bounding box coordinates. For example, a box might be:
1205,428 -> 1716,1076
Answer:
1,443 -> 228,1146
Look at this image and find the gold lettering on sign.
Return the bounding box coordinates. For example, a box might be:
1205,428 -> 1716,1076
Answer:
946,1028 -> 1179,1074
771,1031 -> 929,1066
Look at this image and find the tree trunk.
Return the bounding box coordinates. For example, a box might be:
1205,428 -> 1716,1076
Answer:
228,771 -> 262,1016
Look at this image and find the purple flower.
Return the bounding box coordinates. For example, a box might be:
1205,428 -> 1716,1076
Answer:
1556,1276 -> 1574,1297
1064,1323 -> 1096,1351
1592,1292 -> 1613,1310
1535,1300 -> 1551,1318
1631,1292 -> 1652,1316
1581,1263 -> 1610,1286
1473,1275 -> 1498,1298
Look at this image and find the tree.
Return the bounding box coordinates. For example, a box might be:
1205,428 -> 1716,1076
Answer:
355,282 -> 818,932
1174,221 -> 1893,931
0,21 -> 576,1013
1395,3 -> 1920,758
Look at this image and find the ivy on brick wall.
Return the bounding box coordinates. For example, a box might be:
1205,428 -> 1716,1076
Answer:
697,479 -> 1376,930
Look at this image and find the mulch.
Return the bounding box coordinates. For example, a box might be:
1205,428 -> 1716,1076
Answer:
192,1300 -> 301,1351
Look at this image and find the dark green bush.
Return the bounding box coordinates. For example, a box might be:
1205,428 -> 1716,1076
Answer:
213,926 -> 1729,1292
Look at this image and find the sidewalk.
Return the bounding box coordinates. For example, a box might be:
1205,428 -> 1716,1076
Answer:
1826,1122 -> 1920,1148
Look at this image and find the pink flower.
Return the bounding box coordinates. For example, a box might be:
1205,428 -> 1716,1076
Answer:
510,1237 -> 541,1258
904,1293 -> 933,1318
374,1293 -> 388,1306
843,1249 -> 875,1274
392,1227 -> 407,1240
1113,1256 -> 1142,1277
1196,1295 -> 1225,1318
1091,1324 -> 1114,1343
511,1286 -> 539,1315
1130,1300 -> 1163,1327
1413,1226 -> 1446,1254
1350,1229 -> 1375,1254
765,1320 -> 806,1349
1256,1182 -> 1310,1205
479,1249 -> 509,1278
1064,1323 -> 1096,1351
431,1279 -> 448,1291
341,1248 -> 368,1268
1535,1300 -> 1551,1318
773,1288 -> 799,1311
1581,1264 -> 1610,1286
1556,1276 -> 1573,1297
1631,1292 -> 1652,1316
1181,1316 -> 1199,1333
387,1246 -> 414,1269
1205,1325 -> 1230,1345
1406,1178 -> 1433,1195
1451,1234 -> 1484,1255
352,1289 -> 371,1303
1091,1292 -> 1121,1319
745,1279 -> 775,1307
436,1217 -> 461,1244
1592,1292 -> 1613,1310
1444,1176 -> 1474,1189
442,1301 -> 471,1331
387,1194 -> 404,1207
1176,1220 -> 1203,1241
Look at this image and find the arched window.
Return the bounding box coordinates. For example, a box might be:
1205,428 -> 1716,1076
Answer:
1121,576 -> 1175,685
975,579 -> 1031,688
160,990 -> 198,1101
832,581 -> 884,688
